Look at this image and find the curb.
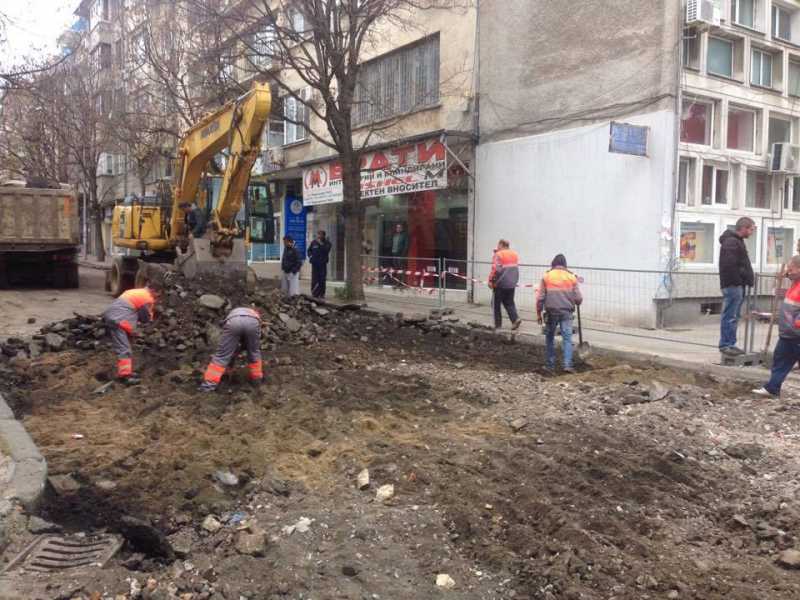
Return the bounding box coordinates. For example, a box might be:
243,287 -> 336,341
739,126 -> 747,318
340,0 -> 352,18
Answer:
0,392 -> 47,512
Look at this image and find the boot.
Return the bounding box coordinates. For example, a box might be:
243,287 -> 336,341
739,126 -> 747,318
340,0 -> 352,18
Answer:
198,381 -> 218,393
249,378 -> 264,389
118,373 -> 142,386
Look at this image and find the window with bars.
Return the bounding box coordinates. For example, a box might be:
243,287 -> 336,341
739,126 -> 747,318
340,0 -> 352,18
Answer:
352,35 -> 440,127
251,25 -> 276,70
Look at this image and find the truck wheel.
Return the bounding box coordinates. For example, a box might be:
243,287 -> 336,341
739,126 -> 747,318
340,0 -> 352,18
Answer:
66,264 -> 79,288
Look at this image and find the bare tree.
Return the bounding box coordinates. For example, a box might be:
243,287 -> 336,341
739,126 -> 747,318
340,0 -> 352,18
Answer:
190,0 -> 465,299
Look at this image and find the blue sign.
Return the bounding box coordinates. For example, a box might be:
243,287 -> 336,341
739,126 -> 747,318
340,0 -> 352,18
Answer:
284,195 -> 307,259
609,122 -> 648,157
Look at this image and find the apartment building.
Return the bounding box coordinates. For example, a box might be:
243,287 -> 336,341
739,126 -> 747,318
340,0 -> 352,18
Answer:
678,0 -> 800,275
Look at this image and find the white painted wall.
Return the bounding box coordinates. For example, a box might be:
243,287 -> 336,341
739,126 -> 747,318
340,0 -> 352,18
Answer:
474,109 -> 678,326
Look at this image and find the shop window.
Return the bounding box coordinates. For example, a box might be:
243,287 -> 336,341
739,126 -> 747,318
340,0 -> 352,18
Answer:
768,227 -> 794,264
726,224 -> 758,258
681,99 -> 712,144
751,48 -> 774,88
728,106 -> 755,152
352,34 -> 439,126
683,28 -> 700,70
708,37 -> 734,77
745,170 -> 769,208
790,60 -> 800,96
679,222 -> 715,264
769,116 -> 792,147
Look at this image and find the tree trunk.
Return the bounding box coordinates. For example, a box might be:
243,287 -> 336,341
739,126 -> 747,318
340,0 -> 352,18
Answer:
92,193 -> 106,263
342,156 -> 364,300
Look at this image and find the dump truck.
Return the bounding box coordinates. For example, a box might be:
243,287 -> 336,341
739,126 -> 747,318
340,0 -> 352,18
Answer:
0,181 -> 80,288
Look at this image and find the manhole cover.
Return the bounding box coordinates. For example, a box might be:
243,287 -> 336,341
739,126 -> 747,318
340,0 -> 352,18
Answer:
2,534 -> 123,574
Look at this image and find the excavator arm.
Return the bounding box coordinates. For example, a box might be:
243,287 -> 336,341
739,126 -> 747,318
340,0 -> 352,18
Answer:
170,82 -> 271,256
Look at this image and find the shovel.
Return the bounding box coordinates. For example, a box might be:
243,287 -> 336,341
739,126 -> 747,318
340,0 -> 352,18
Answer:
575,304 -> 592,362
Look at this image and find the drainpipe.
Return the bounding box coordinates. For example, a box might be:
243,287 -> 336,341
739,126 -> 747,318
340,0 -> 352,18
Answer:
468,0 -> 480,304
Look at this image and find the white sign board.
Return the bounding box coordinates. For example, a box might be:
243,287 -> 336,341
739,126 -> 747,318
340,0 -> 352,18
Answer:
302,139 -> 448,206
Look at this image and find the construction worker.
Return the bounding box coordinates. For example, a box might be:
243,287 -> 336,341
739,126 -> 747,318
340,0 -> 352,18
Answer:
179,201 -> 207,237
754,255 -> 800,398
537,254 -> 582,373
200,307 -> 264,392
103,285 -> 157,385
488,239 -> 521,330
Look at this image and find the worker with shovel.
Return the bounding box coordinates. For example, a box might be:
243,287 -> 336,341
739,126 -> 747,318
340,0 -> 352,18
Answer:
537,254 -> 582,373
753,255 -> 800,398
200,307 -> 264,392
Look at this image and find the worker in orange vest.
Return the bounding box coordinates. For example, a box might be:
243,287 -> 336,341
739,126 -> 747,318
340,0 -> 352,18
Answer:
488,239 -> 522,330
103,285 -> 158,385
537,254 -> 582,373
200,307 -> 264,392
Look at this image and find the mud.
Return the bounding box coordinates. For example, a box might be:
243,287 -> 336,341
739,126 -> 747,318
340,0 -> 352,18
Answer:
2,278 -> 800,599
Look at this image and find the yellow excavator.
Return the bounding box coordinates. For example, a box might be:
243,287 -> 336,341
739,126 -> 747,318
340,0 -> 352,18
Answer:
107,82 -> 271,295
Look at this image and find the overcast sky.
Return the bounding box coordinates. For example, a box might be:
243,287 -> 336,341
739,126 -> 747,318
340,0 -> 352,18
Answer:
2,0 -> 76,68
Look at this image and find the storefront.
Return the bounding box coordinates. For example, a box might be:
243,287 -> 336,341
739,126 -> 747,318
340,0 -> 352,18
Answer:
301,135 -> 471,287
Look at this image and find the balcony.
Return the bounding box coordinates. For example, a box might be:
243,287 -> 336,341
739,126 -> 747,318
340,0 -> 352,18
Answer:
89,19 -> 115,50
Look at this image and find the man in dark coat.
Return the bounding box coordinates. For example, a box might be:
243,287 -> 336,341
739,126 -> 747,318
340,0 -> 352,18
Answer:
281,235 -> 302,296
307,230 -> 332,299
718,216 -> 755,356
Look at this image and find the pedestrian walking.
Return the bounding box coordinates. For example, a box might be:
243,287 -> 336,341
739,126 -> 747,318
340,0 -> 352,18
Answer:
718,216 -> 756,356
537,254 -> 582,373
754,255 -> 800,398
280,235 -> 302,297
489,239 -> 522,330
307,230 -> 332,299
200,307 -> 264,392
389,223 -> 408,286
103,284 -> 158,385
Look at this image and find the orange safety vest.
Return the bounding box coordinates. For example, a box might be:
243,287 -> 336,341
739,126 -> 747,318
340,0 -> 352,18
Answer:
120,288 -> 155,320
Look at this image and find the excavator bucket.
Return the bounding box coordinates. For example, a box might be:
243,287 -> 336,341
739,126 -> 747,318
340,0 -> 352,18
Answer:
174,237 -> 248,280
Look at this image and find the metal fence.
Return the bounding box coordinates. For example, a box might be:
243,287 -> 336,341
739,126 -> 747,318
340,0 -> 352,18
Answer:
359,255 -> 789,359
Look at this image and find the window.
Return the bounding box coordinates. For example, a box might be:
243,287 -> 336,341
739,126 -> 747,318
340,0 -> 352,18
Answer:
114,154 -> 125,176
784,177 -> 800,211
790,60 -> 800,96
751,48 -> 773,87
290,9 -> 305,33
746,170 -> 769,208
768,227 -> 794,264
681,99 -> 712,144
727,106 -> 755,151
683,28 -> 700,70
773,5 -> 792,41
283,89 -> 310,145
678,158 -> 691,205
115,39 -> 124,67
769,116 -> 792,147
708,37 -> 734,78
352,34 -> 440,126
680,222 -> 715,264
733,0 -> 756,29
702,164 -> 729,205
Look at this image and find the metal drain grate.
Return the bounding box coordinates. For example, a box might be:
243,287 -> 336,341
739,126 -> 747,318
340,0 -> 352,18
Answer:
2,534 -> 123,574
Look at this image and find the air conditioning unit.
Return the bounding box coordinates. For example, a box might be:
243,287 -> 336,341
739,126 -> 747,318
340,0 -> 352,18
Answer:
686,0 -> 722,27
770,143 -> 800,174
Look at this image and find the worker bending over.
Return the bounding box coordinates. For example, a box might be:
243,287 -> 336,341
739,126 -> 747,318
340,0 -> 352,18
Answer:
537,254 -> 582,373
200,307 -> 264,392
103,285 -> 157,385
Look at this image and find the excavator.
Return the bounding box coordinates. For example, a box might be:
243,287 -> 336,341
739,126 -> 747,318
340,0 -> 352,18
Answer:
107,82 -> 271,296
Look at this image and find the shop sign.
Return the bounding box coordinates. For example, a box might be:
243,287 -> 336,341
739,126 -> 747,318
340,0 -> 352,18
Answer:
302,139 -> 448,206
284,195 -> 307,258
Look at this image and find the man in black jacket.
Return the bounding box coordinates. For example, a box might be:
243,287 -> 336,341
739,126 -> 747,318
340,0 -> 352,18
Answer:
307,230 -> 332,299
281,235 -> 302,297
718,217 -> 756,356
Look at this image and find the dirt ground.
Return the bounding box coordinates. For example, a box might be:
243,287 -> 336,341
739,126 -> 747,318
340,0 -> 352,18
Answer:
2,274 -> 800,600
0,268 -> 109,339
